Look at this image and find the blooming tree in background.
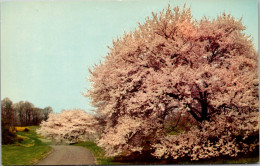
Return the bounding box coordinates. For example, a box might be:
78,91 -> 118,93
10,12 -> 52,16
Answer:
37,109 -> 98,144
86,5 -> 258,160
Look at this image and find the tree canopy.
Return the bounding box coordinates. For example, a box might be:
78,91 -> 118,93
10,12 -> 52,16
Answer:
37,109 -> 98,144
86,5 -> 259,160
1,98 -> 53,127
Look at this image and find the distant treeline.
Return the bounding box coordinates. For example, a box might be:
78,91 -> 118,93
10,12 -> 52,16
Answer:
1,97 -> 53,126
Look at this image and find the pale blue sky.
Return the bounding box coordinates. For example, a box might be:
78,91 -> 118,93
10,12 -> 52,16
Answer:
1,0 -> 258,112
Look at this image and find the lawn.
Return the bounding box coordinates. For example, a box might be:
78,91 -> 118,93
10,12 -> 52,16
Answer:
2,126 -> 52,165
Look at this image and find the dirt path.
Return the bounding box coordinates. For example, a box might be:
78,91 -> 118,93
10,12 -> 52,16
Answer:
36,145 -> 95,165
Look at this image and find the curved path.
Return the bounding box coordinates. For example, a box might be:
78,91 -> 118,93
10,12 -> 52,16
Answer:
37,145 -> 95,165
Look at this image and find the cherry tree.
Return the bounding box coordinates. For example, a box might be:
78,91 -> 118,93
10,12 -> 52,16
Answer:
37,109 -> 98,144
153,109 -> 259,160
86,5 -> 258,159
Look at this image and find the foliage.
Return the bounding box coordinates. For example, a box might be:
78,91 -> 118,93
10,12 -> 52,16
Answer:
14,127 -> 30,132
2,118 -> 17,145
37,109 -> 98,144
1,98 -> 16,126
1,97 -> 53,127
2,126 -> 52,165
86,5 -> 258,160
152,109 -> 259,160
2,126 -> 17,145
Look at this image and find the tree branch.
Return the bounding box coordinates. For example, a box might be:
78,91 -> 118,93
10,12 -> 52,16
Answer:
187,103 -> 201,116
171,112 -> 182,130
188,109 -> 202,122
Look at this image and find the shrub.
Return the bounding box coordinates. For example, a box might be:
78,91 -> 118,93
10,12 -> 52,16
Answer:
2,127 -> 17,144
15,127 -> 30,132
9,126 -> 16,133
2,118 -> 17,145
24,128 -> 30,132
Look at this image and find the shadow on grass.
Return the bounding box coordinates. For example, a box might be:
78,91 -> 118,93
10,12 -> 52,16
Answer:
75,141 -> 259,165
114,148 -> 259,165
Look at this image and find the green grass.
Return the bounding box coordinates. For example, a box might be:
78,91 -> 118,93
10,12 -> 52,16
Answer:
75,141 -> 121,165
2,126 -> 52,165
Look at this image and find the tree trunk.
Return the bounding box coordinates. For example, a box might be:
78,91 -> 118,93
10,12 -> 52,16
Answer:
188,91 -> 209,122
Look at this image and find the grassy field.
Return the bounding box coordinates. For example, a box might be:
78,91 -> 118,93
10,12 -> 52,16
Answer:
2,126 -> 52,165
